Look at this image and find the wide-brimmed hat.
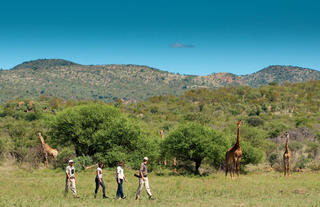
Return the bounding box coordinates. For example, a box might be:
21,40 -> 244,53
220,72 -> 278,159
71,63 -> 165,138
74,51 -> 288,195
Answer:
69,160 -> 74,163
143,157 -> 149,161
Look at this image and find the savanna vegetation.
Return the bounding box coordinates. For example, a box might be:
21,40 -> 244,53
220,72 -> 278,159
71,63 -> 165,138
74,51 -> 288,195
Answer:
1,79 -> 320,206
1,80 -> 320,174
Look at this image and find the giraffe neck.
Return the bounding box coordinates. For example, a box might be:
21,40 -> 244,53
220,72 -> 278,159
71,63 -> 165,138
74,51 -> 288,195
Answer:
236,126 -> 240,146
285,138 -> 289,152
39,134 -> 45,145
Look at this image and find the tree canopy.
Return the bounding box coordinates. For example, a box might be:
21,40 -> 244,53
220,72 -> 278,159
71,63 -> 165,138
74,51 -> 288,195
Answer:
50,104 -> 157,167
162,122 -> 229,174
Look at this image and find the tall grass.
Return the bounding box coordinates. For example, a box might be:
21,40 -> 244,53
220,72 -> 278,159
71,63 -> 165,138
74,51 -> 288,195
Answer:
0,166 -> 320,207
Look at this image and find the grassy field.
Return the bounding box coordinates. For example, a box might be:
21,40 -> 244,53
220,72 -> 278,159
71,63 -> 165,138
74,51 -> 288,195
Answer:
1,164 -> 320,207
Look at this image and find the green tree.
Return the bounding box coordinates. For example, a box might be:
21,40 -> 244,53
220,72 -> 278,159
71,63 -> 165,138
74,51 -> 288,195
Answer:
50,104 -> 156,167
162,122 -> 228,175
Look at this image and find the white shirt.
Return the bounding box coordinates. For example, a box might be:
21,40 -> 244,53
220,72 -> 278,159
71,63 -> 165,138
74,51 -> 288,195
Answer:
66,165 -> 75,178
116,166 -> 124,179
97,167 -> 103,179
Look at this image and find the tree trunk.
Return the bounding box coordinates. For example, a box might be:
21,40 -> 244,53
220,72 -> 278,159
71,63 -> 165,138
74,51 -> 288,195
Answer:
195,160 -> 202,175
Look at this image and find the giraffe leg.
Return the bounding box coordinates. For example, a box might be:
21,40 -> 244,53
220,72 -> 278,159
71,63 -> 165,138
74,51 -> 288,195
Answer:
283,159 -> 286,176
225,156 -> 228,177
288,160 -> 291,176
45,152 -> 48,167
232,158 -> 236,179
237,158 -> 241,177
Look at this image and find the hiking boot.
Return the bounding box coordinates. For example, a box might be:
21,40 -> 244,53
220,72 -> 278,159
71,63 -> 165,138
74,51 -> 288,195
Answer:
149,196 -> 155,200
121,195 -> 127,199
103,195 -> 108,199
135,195 -> 140,200
94,194 -> 97,199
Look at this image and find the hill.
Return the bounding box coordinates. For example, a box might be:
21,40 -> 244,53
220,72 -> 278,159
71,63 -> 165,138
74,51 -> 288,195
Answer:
0,59 -> 320,103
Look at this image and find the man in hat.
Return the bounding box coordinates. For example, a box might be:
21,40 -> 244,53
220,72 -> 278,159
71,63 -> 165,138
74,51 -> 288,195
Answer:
65,160 -> 79,198
136,157 -> 153,200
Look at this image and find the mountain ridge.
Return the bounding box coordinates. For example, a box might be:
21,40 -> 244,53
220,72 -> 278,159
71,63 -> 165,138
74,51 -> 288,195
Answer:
1,59 -> 320,103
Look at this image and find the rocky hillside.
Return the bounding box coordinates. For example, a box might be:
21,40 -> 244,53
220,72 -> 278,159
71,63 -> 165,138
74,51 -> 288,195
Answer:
0,59 -> 319,103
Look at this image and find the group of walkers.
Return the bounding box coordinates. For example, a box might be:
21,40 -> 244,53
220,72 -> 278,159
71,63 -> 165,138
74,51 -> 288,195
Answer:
64,157 -> 154,200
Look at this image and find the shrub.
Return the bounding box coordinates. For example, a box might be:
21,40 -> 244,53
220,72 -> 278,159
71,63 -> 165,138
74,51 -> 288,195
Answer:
162,122 -> 229,175
73,155 -> 94,171
268,153 -> 279,167
50,104 -> 157,168
246,116 -> 264,127
241,141 -> 264,166
56,148 -> 76,169
295,155 -> 310,169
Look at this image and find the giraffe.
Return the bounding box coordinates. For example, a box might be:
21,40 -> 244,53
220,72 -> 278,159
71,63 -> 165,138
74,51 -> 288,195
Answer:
225,120 -> 242,178
37,132 -> 58,166
282,132 -> 292,176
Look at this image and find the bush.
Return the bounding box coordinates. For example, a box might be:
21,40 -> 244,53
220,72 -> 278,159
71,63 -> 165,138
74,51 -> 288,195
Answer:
295,155 -> 310,169
24,144 -> 44,168
56,148 -> 76,169
162,122 -> 228,175
268,153 -> 279,167
241,141 -> 264,167
50,104 -> 157,168
73,155 -> 94,171
246,116 -> 264,127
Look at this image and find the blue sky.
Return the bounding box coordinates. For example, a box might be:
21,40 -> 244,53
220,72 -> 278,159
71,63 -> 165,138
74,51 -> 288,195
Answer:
0,0 -> 319,75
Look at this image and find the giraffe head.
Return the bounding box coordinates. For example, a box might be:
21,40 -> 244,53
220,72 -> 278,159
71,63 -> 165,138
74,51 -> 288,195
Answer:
281,131 -> 289,139
237,120 -> 241,128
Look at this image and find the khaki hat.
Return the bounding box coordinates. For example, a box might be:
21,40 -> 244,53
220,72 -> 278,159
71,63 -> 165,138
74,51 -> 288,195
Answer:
69,160 -> 74,163
143,157 -> 149,161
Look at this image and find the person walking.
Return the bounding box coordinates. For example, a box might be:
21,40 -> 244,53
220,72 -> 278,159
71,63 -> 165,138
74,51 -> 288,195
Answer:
136,157 -> 154,200
116,161 -> 127,199
65,160 -> 79,198
94,161 -> 107,199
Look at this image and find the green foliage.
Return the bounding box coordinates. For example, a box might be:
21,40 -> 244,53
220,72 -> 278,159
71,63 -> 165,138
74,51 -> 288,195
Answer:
246,116 -> 264,127
267,122 -> 287,138
241,141 -> 264,166
295,117 -> 309,128
56,148 -> 76,169
73,155 -> 94,171
50,103 -> 157,168
268,153 -> 279,167
240,126 -> 270,151
162,122 -> 228,174
289,141 -> 303,151
295,155 -> 310,169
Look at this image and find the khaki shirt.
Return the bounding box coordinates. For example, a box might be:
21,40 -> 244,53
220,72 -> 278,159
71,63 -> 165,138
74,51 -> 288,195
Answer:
139,162 -> 148,177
